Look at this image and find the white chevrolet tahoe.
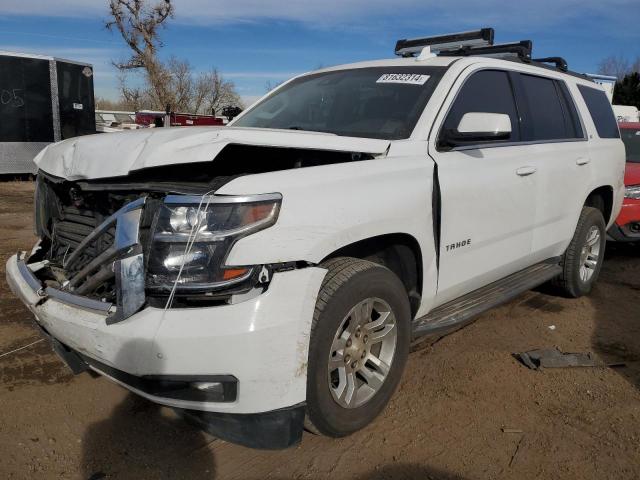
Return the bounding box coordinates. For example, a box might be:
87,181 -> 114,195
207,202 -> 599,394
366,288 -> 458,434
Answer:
6,30 -> 625,449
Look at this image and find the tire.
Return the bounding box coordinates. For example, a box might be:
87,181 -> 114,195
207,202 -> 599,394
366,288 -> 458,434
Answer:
305,257 -> 411,437
553,207 -> 606,297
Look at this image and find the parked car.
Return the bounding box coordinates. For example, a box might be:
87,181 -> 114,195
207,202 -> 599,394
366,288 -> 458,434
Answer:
135,110 -> 225,127
6,29 -> 624,449
609,122 -> 640,241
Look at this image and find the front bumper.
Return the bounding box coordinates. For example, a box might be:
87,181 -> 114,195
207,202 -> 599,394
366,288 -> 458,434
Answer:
6,252 -> 326,416
28,323 -> 305,449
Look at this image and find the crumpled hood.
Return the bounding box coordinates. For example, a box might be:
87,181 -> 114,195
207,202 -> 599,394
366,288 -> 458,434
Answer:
34,126 -> 391,180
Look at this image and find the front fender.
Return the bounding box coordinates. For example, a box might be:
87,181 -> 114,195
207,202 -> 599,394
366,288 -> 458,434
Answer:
217,155 -> 439,316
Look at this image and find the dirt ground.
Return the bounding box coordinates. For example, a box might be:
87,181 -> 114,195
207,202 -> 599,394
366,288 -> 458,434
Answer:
1,180 -> 639,480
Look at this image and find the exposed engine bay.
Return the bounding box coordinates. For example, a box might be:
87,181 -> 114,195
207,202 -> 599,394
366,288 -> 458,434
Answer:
28,144 -> 373,317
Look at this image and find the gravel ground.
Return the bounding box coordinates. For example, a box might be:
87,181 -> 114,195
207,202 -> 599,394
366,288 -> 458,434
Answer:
1,180 -> 639,480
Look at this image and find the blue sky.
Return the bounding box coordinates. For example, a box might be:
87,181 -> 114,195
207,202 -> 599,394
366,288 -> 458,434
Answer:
1,0 -> 639,106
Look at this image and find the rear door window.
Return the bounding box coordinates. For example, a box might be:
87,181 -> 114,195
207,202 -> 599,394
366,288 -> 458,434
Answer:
517,74 -> 574,141
577,85 -> 620,139
441,69 -> 520,144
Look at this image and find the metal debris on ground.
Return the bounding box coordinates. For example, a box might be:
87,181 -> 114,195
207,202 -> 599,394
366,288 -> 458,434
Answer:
514,347 -> 624,370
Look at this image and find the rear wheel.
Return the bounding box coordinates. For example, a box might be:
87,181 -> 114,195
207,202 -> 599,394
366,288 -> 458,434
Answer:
553,207 -> 606,297
305,257 -> 411,437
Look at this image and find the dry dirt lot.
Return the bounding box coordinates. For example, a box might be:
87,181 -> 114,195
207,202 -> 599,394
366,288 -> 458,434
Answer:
1,180 -> 639,480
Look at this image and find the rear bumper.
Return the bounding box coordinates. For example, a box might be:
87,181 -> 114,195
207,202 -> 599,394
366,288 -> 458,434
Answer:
609,199 -> 640,241
6,252 -> 326,416
608,223 -> 640,242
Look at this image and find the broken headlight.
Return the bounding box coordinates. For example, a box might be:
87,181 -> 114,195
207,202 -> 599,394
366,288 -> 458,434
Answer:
146,193 -> 281,293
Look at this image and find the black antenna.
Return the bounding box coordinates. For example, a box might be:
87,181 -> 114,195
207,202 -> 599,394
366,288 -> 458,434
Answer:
532,56 -> 568,72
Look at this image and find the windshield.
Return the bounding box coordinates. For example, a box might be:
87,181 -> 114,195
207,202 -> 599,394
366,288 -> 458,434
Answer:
234,67 -> 445,140
621,128 -> 640,163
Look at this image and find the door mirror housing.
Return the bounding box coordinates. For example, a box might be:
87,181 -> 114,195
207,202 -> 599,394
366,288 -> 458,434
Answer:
440,112 -> 512,149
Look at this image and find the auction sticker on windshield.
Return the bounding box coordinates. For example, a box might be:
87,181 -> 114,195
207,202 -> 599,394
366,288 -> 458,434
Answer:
376,73 -> 430,85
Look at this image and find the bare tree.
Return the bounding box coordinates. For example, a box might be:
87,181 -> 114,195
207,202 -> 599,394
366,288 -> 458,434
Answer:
264,80 -> 283,93
165,56 -> 194,111
106,0 -> 242,113
598,55 -> 640,80
116,72 -> 146,111
95,97 -> 135,111
107,0 -> 174,107
196,69 -> 243,114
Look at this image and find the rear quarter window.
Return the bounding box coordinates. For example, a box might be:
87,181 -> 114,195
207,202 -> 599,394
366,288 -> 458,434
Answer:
577,85 -> 620,139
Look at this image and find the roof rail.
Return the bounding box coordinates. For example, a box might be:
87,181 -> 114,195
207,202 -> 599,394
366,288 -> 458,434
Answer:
532,57 -> 568,72
438,40 -> 533,61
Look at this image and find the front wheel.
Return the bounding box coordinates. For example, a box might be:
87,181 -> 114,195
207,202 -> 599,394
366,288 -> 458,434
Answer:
305,257 -> 411,437
553,206 -> 606,297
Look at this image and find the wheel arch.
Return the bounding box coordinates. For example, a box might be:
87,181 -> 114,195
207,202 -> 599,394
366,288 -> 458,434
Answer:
320,233 -> 423,318
584,185 -> 614,225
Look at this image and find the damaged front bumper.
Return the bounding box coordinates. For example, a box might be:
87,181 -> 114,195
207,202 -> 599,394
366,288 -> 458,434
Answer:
6,252 -> 326,449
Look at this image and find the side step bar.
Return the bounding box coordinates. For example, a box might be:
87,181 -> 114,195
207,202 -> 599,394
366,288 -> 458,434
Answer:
412,259 -> 562,339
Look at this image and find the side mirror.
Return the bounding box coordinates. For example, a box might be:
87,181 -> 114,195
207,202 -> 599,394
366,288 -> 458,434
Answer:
440,112 -> 512,149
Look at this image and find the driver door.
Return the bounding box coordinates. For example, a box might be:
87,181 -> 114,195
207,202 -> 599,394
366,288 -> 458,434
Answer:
428,68 -> 537,305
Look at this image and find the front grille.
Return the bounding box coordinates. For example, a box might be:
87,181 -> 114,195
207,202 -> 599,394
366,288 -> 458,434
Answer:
31,172 -> 251,317
34,176 -> 148,322
54,206 -> 116,272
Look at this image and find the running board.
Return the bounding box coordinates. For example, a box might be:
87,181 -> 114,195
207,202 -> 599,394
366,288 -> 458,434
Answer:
412,260 -> 562,339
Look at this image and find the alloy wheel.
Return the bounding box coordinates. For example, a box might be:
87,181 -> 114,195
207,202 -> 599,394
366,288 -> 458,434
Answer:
579,225 -> 601,282
327,297 -> 397,409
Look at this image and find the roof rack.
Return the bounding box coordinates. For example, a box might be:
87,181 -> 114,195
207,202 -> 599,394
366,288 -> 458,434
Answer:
394,29 -> 579,75
438,40 -> 532,61
395,28 -> 494,57
532,56 -> 568,72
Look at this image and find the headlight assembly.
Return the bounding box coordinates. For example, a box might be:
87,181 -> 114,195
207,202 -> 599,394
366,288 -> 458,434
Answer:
146,193 -> 281,294
625,185 -> 640,200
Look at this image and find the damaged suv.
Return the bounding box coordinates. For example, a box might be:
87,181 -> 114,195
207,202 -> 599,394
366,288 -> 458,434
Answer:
6,29 -> 625,449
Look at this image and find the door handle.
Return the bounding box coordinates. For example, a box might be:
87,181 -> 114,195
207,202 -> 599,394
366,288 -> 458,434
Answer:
516,166 -> 537,176
576,157 -> 591,166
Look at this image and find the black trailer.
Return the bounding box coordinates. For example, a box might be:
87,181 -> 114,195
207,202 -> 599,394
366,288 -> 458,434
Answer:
0,51 -> 96,174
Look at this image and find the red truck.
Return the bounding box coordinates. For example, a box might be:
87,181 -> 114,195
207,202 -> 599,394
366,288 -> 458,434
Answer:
135,110 -> 224,127
609,122 -> 640,241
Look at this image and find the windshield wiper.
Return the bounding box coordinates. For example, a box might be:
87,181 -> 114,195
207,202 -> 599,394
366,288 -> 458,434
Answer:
285,126 -> 337,135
